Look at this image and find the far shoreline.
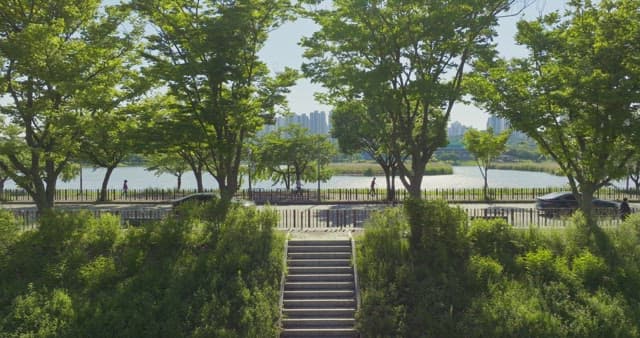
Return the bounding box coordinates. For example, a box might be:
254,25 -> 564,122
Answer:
329,160 -> 561,177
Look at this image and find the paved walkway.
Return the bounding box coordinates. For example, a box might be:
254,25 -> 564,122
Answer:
284,228 -> 362,240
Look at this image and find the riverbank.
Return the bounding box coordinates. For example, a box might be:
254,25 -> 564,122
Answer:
329,160 -> 562,177
329,162 -> 453,176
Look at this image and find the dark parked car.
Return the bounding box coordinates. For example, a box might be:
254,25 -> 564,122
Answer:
535,191 -> 619,217
171,192 -> 255,208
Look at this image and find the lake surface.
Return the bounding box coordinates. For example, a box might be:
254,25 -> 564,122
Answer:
5,166 -> 579,190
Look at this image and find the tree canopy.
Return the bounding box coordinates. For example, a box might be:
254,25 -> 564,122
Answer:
468,0 -> 640,221
254,124 -> 336,190
0,1 -> 142,211
463,127 -> 510,200
302,0 -> 525,198
132,0 -> 298,201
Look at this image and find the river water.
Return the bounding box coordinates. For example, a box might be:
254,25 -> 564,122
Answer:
5,166 -> 579,190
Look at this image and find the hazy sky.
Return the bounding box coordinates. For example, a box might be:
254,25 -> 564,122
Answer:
259,0 -> 569,129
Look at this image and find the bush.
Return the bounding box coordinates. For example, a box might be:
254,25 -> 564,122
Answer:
358,199 -> 640,337
0,205 -> 284,337
572,250 -> 608,291
468,218 -> 522,273
356,208 -> 409,337
468,255 -> 504,289
466,280 -> 567,338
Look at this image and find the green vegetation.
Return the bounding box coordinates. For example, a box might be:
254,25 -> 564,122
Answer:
329,162 -> 452,176
0,204 -> 284,337
302,0 -> 516,198
357,200 -> 640,337
253,124 -> 336,190
463,128 -> 510,200
470,0 -> 640,221
488,161 -> 561,175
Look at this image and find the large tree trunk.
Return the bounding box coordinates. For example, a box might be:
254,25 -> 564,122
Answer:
99,166 -> 116,202
194,171 -> 203,192
578,184 -> 596,227
383,166 -> 392,201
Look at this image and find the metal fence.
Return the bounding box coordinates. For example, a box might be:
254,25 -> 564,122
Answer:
7,206 -> 633,231
2,186 -> 639,203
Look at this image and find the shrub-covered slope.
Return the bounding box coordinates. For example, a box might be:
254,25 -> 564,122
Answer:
0,203 -> 285,338
357,199 -> 640,337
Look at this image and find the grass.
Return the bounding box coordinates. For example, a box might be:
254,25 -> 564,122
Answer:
457,160 -> 562,175
329,161 -> 453,176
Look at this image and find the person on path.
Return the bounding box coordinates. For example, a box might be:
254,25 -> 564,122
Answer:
369,177 -> 376,196
122,180 -> 128,198
620,197 -> 631,220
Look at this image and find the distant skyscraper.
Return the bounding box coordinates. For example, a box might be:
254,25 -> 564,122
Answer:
448,121 -> 469,137
309,110 -> 328,134
486,115 -> 509,134
258,111 -> 331,136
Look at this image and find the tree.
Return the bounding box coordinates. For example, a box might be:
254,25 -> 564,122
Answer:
331,100 -> 401,201
0,1 -> 141,211
132,0 -> 298,201
254,124 -> 336,190
462,128 -> 510,200
469,0 -> 640,222
146,153 -> 189,191
302,0 -> 527,198
626,156 -> 640,192
80,98 -> 150,202
140,99 -> 210,193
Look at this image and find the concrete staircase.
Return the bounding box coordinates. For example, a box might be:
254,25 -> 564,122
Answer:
281,239 -> 358,338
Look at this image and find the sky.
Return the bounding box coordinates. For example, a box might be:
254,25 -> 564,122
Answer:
258,0 -> 569,129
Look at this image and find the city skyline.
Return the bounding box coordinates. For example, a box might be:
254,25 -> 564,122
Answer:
258,0 -> 568,129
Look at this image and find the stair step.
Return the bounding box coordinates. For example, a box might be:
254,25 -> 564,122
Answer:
288,266 -> 353,275
288,240 -> 351,246
285,282 -> 354,291
284,299 -> 356,309
283,308 -> 356,318
281,240 -> 358,337
288,259 -> 351,267
287,274 -> 353,282
288,245 -> 352,253
280,328 -> 358,337
284,290 -> 354,299
288,252 -> 351,259
282,318 -> 355,328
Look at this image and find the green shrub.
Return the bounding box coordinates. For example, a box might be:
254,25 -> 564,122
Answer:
466,280 -> 567,338
569,290 -> 639,337
2,284 -> 75,338
0,205 -> 284,337
468,218 -> 522,272
356,208 -> 409,337
572,250 -> 608,291
517,248 -> 574,285
468,255 -> 504,288
0,210 -> 19,254
357,200 -> 640,337
403,199 -> 471,336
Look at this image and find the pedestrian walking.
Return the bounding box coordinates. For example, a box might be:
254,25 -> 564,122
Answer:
122,179 -> 128,198
369,177 -> 376,196
620,197 -> 631,220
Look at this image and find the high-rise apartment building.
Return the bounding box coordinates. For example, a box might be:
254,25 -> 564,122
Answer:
258,111 -> 331,136
447,121 -> 469,137
486,115 -> 510,134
